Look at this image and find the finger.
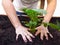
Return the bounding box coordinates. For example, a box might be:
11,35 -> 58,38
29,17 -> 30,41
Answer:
35,28 -> 37,30
35,31 -> 40,36
21,34 -> 27,42
35,27 -> 39,30
28,28 -> 30,30
49,33 -> 53,38
16,34 -> 18,40
27,28 -> 30,30
46,28 -> 49,32
24,33 -> 32,42
26,35 -> 32,42
45,33 -> 48,40
27,31 -> 35,38
40,32 -> 44,40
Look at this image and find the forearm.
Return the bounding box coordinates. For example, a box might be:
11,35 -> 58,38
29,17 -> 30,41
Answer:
43,0 -> 56,23
2,0 -> 22,28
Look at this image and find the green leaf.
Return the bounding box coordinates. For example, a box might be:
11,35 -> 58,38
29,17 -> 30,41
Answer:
42,22 -> 49,27
56,20 -> 60,27
38,18 -> 43,22
49,23 -> 60,30
32,9 -> 47,15
25,23 -> 30,27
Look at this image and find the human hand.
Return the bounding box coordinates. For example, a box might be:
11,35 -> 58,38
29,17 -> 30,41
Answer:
15,26 -> 35,42
35,25 -> 53,40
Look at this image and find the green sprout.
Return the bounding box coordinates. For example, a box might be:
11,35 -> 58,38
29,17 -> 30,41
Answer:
21,8 -> 60,33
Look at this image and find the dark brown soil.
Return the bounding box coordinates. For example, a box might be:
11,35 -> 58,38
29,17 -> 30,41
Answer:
0,16 -> 60,45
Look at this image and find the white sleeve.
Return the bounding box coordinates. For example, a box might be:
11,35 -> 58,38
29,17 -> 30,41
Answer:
0,0 -> 6,14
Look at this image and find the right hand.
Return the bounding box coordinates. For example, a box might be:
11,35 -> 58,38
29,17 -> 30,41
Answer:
15,25 -> 35,42
35,25 -> 53,40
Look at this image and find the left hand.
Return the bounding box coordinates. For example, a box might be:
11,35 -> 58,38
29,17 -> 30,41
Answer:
35,24 -> 53,40
16,26 -> 34,42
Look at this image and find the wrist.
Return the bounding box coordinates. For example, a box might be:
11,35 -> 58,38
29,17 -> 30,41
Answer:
15,24 -> 22,29
42,20 -> 49,23
41,22 -> 49,27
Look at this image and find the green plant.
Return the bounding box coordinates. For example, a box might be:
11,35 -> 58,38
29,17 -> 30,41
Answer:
21,8 -> 60,33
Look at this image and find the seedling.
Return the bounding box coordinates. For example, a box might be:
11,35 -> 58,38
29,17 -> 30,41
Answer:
21,8 -> 60,33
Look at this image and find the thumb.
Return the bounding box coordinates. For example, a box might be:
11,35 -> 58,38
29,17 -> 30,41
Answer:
35,27 -> 38,30
27,28 -> 30,30
16,34 -> 18,40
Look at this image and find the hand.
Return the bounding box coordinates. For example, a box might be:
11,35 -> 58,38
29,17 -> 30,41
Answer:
35,25 -> 53,40
15,26 -> 34,42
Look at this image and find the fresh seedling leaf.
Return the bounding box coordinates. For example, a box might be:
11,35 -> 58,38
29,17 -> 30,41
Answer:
42,22 -> 49,27
25,23 -> 30,27
49,23 -> 60,30
21,8 -> 60,33
32,9 -> 47,15
56,20 -> 60,27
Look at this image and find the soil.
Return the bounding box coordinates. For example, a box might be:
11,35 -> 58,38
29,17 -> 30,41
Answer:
0,16 -> 60,45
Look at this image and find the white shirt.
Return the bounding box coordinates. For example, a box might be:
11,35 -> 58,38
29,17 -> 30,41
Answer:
0,0 -> 60,17
0,0 -> 6,15
0,0 -> 40,15
53,0 -> 60,17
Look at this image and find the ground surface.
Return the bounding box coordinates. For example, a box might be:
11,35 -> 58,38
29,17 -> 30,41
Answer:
0,16 -> 60,45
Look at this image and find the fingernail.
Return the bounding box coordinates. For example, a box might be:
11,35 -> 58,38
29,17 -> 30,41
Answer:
33,36 -> 35,38
51,35 -> 53,38
24,39 -> 27,43
35,34 -> 37,36
32,35 -> 35,38
46,38 -> 48,40
41,38 -> 43,40
29,40 -> 32,42
16,37 -> 17,40
50,34 -> 53,38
